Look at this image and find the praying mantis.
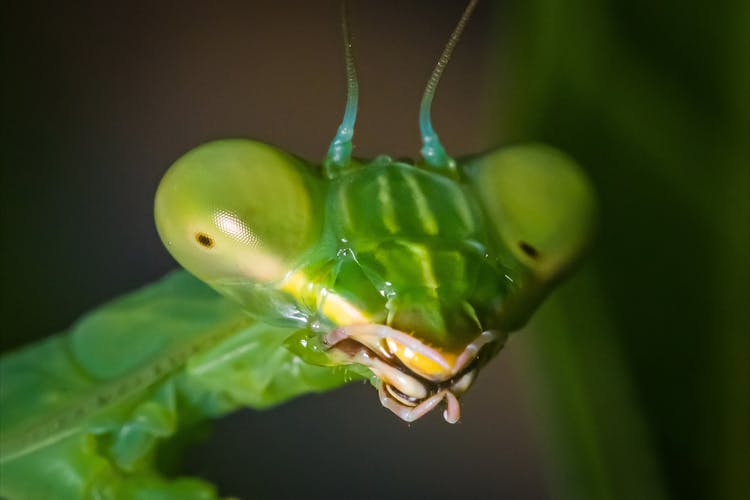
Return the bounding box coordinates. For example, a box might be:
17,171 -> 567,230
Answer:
0,1 -> 596,498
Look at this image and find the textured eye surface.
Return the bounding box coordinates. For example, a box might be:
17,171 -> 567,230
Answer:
462,143 -> 597,281
154,139 -> 323,286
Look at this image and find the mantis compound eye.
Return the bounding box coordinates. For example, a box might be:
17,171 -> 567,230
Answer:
154,139 -> 323,288
462,144 -> 597,282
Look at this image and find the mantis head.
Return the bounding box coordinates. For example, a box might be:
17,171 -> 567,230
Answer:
154,0 -> 596,423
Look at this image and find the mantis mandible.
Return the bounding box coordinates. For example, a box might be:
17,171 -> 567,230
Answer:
0,1 -> 596,498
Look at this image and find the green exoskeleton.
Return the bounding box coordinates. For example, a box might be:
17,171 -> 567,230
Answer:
0,1 -> 595,498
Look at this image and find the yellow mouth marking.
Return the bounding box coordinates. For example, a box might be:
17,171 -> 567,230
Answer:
383,337 -> 457,381
325,324 -> 498,424
327,324 -> 496,382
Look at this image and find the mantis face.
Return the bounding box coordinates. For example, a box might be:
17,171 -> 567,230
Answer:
155,0 -> 596,423
155,140 -> 595,423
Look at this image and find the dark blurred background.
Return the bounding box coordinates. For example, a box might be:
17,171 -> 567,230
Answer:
1,1 -> 747,499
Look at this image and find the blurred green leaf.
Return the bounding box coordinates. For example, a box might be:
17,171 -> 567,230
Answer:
495,0 -> 749,499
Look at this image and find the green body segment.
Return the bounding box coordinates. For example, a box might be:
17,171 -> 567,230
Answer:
0,272 -> 363,500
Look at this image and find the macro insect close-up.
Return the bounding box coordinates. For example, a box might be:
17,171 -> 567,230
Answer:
2,1 -> 747,500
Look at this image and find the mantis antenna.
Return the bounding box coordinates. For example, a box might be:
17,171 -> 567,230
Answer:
419,0 -> 479,173
324,0 -> 359,177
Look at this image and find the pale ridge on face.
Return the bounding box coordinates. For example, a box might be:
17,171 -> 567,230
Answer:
330,162 -> 479,242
